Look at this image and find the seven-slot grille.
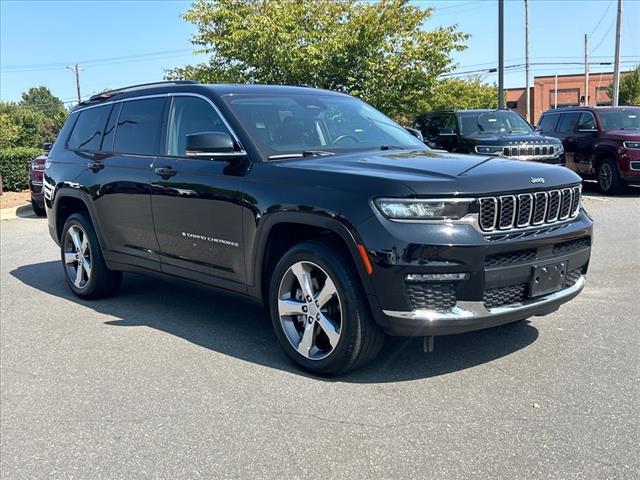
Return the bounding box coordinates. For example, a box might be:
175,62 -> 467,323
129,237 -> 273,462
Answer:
479,186 -> 581,232
502,145 -> 555,157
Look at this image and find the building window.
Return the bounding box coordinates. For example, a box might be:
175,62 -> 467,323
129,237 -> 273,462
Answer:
506,101 -> 518,109
549,88 -> 580,108
596,86 -> 611,106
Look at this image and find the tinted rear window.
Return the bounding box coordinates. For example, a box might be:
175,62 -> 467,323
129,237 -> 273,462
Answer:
67,105 -> 112,152
538,113 -> 559,133
113,98 -> 165,155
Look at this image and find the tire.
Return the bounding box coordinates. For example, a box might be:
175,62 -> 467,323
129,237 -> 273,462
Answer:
60,211 -> 122,299
269,240 -> 385,376
31,200 -> 46,217
597,158 -> 626,195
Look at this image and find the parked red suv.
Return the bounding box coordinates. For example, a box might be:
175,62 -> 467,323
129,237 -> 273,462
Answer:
28,143 -> 51,216
537,106 -> 640,194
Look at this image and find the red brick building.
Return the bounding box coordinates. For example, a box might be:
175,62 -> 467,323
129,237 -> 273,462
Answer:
506,71 -> 623,124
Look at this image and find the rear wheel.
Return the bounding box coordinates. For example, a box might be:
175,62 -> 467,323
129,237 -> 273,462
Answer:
269,240 -> 384,375
61,212 -> 122,299
597,158 -> 625,195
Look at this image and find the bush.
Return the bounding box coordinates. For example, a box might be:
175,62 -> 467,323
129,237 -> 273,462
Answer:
0,146 -> 42,192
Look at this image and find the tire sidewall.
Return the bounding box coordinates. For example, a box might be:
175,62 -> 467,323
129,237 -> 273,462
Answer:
269,243 -> 364,374
598,158 -> 622,194
61,212 -> 100,297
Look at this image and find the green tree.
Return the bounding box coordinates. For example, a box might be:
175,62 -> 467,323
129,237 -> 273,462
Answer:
0,113 -> 23,150
606,65 -> 640,106
166,0 -> 468,119
21,86 -> 67,119
428,76 -> 498,111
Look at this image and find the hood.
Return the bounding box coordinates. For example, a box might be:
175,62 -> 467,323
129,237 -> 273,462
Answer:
604,129 -> 640,140
281,149 -> 581,197
466,132 -> 562,145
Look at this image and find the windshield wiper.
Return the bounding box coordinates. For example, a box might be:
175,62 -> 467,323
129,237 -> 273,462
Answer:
380,145 -> 407,150
268,150 -> 335,160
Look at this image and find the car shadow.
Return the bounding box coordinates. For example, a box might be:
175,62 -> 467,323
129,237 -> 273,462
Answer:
15,204 -> 40,219
10,261 -> 539,383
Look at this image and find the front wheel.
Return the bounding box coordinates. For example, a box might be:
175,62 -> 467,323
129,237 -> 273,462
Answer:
61,212 -> 122,299
269,241 -> 384,375
597,158 -> 625,195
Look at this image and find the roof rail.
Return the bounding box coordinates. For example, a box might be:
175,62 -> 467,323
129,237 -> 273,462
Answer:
78,80 -> 199,107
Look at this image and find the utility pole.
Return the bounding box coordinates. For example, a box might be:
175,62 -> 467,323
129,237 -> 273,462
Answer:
66,64 -> 82,104
612,0 -> 623,106
524,0 -> 530,121
584,34 -> 589,106
554,73 -> 558,109
498,0 -> 504,109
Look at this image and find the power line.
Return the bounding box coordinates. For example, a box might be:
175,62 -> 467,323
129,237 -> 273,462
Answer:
1,49 -> 195,73
588,0 -> 614,38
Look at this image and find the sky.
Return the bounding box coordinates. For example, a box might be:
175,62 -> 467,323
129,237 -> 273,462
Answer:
1,0 -> 639,105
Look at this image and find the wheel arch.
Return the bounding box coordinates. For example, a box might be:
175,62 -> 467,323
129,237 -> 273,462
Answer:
248,212 -> 375,304
594,145 -> 620,173
53,188 -> 108,251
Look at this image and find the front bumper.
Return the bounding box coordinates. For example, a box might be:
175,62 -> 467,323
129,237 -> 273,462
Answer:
359,207 -> 592,336
379,275 -> 584,336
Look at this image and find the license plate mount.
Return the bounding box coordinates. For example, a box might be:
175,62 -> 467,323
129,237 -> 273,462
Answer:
530,260 -> 567,297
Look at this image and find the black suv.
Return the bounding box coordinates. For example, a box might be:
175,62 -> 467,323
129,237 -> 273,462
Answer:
413,109 -> 565,164
537,106 -> 640,194
44,82 -> 592,375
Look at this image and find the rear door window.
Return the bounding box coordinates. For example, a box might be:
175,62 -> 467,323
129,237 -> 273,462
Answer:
557,112 -> 580,133
67,105 -> 112,152
538,114 -> 559,133
101,102 -> 121,152
113,98 -> 166,155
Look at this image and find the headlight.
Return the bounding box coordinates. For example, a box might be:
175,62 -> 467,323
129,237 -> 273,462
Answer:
554,143 -> 564,154
374,198 -> 473,220
623,141 -> 640,149
474,145 -> 502,155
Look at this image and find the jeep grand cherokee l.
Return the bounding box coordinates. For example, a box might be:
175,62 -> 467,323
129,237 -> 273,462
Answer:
537,106 -> 640,194
413,109 -> 565,164
43,81 -> 592,375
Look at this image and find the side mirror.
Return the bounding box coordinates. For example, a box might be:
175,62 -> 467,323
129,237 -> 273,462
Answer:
185,132 -> 245,159
534,125 -> 542,132
42,142 -> 53,152
438,128 -> 457,136
405,127 -> 424,142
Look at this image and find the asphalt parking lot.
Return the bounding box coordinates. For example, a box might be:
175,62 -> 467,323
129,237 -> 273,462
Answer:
1,183 -> 639,479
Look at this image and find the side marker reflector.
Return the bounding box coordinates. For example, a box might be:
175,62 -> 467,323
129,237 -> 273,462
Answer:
357,244 -> 373,276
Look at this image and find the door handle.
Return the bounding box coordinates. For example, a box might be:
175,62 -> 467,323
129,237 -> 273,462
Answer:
154,166 -> 177,178
87,160 -> 104,171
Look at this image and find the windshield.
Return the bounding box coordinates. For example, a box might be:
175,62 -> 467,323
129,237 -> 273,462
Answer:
459,111 -> 533,135
598,108 -> 640,130
222,93 -> 425,159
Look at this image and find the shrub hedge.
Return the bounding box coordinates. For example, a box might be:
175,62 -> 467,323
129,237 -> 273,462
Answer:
0,146 -> 42,192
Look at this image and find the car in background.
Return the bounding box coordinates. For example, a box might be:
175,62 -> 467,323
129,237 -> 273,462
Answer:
536,106 -> 640,194
412,109 -> 564,164
28,143 -> 51,216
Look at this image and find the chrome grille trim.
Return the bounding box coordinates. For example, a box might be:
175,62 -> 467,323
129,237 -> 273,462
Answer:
516,193 -> 534,227
494,144 -> 561,159
478,186 -> 581,233
498,195 -> 517,230
559,188 -> 573,220
546,190 -> 561,222
532,192 -> 548,225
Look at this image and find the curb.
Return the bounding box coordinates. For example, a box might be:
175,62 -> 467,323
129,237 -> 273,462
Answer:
0,204 -> 37,220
